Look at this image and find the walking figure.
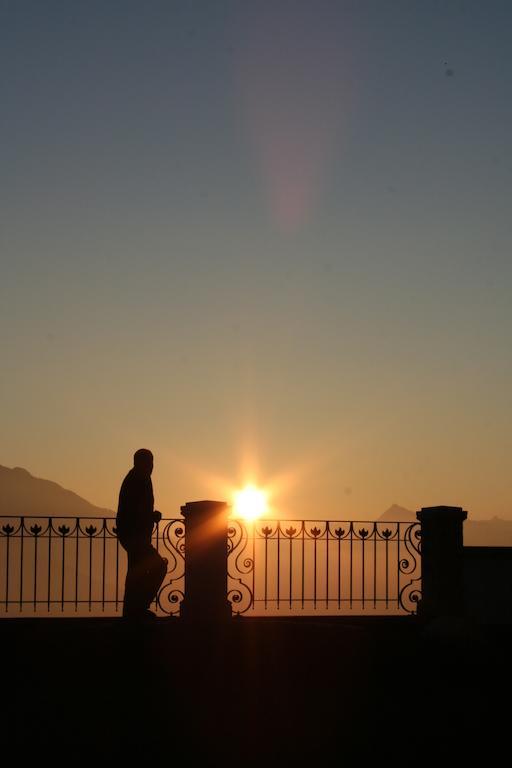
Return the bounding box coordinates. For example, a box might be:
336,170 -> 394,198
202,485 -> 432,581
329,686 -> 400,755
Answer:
116,448 -> 167,619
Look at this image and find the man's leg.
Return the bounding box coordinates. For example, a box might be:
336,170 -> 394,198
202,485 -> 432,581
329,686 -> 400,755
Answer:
122,543 -> 151,617
140,547 -> 168,611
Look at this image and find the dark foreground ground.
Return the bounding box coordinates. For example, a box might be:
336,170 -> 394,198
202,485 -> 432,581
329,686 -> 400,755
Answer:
2,615 -> 510,765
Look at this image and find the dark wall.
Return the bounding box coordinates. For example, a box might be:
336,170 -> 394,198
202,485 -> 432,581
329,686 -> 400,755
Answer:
464,547 -> 512,624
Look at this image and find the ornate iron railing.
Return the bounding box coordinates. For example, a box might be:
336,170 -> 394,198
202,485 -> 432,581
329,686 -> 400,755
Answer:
0,516 -> 185,616
228,519 -> 421,616
0,516 -> 421,616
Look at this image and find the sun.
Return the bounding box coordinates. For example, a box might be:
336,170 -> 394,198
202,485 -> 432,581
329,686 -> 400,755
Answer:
232,485 -> 268,521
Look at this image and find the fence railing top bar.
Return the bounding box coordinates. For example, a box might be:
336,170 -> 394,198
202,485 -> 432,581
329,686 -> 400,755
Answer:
249,519 -> 417,523
0,515 -> 185,520
229,518 -> 419,525
0,515 -> 418,523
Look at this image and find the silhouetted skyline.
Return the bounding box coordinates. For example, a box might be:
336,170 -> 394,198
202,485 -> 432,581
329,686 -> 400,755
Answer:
2,1 -> 512,520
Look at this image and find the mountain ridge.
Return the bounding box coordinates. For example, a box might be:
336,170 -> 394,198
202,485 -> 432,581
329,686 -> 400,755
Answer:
0,464 -> 114,518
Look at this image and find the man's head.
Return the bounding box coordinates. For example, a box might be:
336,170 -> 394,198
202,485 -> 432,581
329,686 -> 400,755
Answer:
133,448 -> 153,476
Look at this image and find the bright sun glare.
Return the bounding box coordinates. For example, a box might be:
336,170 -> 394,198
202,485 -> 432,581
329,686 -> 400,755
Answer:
233,485 -> 268,521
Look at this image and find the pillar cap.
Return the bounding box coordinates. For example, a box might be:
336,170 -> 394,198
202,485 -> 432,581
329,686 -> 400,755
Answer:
416,506 -> 467,522
180,500 -> 229,517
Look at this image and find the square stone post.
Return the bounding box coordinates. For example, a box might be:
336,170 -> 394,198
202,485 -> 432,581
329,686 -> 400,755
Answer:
180,500 -> 232,621
416,505 -> 467,620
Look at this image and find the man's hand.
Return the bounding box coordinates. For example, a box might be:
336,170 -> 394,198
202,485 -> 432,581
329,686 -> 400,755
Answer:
153,510 -> 162,523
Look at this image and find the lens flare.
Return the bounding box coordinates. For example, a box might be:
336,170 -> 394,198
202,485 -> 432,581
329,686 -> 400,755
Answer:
236,4 -> 349,233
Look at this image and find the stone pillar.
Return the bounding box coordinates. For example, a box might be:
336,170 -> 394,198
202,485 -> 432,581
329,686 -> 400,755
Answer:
416,505 -> 467,620
180,500 -> 232,621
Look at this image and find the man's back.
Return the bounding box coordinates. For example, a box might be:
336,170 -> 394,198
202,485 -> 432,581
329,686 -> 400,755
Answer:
116,467 -> 154,545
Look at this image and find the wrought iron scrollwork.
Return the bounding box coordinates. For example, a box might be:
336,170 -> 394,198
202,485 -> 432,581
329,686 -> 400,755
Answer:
227,520 -> 254,615
398,522 -> 421,613
155,520 -> 185,616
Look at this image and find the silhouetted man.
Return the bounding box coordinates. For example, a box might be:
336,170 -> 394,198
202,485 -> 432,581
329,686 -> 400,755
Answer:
116,448 -> 167,619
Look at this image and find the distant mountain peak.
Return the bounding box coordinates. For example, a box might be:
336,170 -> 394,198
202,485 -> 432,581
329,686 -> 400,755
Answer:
377,501 -> 512,546
0,464 -> 114,518
379,504 -> 415,521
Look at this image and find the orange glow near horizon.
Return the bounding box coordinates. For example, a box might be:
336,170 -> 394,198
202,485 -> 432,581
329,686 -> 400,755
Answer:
164,440 -> 328,520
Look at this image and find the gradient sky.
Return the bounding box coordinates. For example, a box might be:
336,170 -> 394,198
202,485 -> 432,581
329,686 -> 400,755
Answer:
1,1 -> 512,520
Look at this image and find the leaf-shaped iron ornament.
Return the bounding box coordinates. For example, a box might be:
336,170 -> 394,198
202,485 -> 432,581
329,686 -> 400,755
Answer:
310,527 -> 321,538
334,528 -> 345,538
30,524 -> 42,536
58,525 -> 70,536
358,528 -> 369,539
2,524 -> 14,535
85,525 -> 97,537
285,527 -> 297,538
383,529 -> 392,539
261,526 -> 273,538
